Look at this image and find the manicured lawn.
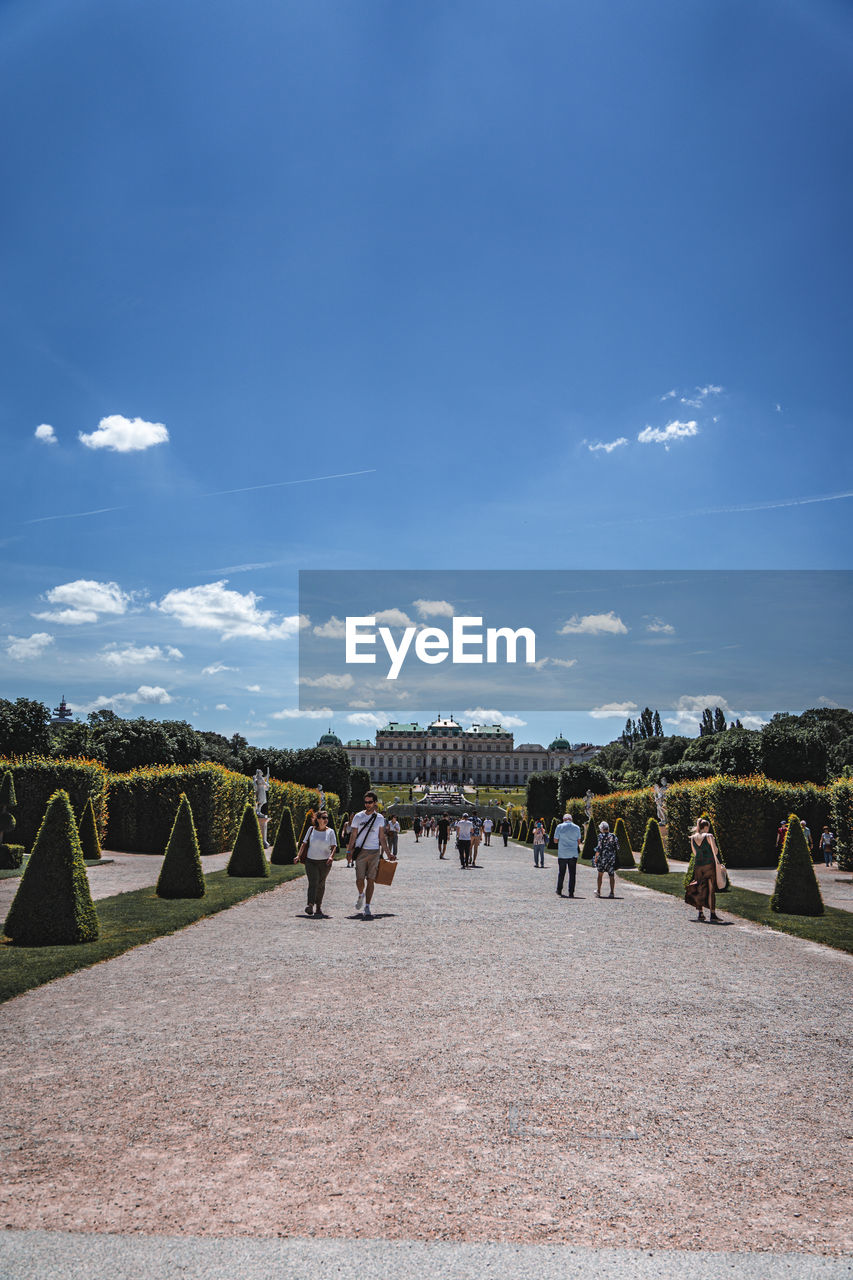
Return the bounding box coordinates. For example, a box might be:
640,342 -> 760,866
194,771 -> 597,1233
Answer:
0,863 -> 305,1005
618,868 -> 853,955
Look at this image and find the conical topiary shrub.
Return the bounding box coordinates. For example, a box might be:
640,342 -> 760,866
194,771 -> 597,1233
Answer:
613,817 -> 636,869
77,797 -> 102,862
227,803 -> 269,877
297,810 -> 314,847
270,805 -> 298,865
581,818 -> 597,861
638,817 -> 669,873
0,769 -> 20,868
548,817 -> 558,848
157,793 -> 205,899
4,789 -> 99,946
771,814 -> 824,916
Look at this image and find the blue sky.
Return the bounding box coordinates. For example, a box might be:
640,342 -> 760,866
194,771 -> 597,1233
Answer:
2,0 -> 851,751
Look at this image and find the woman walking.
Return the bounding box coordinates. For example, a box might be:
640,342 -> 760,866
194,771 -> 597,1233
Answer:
689,817 -> 724,923
413,814 -> 422,842
532,818 -> 546,868
298,811 -> 337,918
593,821 -> 618,898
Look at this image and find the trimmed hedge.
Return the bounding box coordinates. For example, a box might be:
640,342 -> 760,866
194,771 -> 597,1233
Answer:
581,818 -> 597,861
227,804 -> 269,877
107,763 -> 251,855
157,794 -> 205,899
829,780 -> 853,872
266,779 -> 339,853
638,818 -> 668,873
771,815 -> 824,916
0,843 -> 25,869
77,797 -> 102,862
590,787 -> 657,842
665,775 -> 831,868
0,757 -> 108,852
613,817 -> 636,869
4,790 -> 99,945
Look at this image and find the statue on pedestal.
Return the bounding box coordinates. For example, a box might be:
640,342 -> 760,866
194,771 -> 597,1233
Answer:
253,768 -> 270,814
584,790 -> 594,821
653,777 -> 669,825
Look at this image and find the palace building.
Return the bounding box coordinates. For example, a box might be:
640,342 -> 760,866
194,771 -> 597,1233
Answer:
318,717 -> 599,787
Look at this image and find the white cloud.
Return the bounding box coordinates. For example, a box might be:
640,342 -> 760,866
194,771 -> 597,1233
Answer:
202,662 -> 236,676
34,579 -> 134,625
775,403 -> 782,413
215,703 -> 229,711
70,685 -> 173,714
586,437 -> 628,454
154,581 -> 306,641
679,385 -> 723,409
559,611 -> 628,636
589,701 -> 638,719
136,685 -> 172,704
35,423 -> 57,445
413,599 -> 455,618
664,694 -> 766,733
817,696 -> 841,708
533,656 -> 578,669
6,632 -> 54,661
100,643 -> 183,667
78,414 -> 169,453
313,615 -> 347,639
660,389 -> 677,401
346,712 -> 389,729
298,673 -> 355,689
348,699 -> 376,708
374,608 -> 414,627
462,708 -> 527,729
246,684 -> 261,693
637,420 -> 699,446
646,618 -> 675,635
271,706 -> 334,720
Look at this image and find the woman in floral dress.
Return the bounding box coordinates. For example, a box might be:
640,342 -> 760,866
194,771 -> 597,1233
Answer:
594,821 -> 618,898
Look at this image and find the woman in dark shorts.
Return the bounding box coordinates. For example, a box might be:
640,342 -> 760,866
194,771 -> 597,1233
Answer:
690,817 -> 723,923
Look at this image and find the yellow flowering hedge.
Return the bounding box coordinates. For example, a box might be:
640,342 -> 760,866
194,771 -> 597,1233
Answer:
0,756 -> 109,851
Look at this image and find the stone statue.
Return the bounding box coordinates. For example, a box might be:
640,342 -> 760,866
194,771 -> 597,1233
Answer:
253,768 -> 270,814
584,790 -> 593,821
317,784 -> 325,810
654,777 -> 669,825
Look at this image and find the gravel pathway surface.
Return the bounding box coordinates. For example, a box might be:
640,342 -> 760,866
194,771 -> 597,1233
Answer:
1,832 -> 850,1257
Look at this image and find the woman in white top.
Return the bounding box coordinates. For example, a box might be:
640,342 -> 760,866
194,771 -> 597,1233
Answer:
298,811 -> 337,918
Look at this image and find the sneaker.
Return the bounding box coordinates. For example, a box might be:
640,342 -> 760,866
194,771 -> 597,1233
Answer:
356,891 -> 365,911
362,902 -> 372,919
305,904 -> 314,916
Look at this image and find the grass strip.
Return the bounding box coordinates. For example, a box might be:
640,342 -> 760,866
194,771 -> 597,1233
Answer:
0,863 -> 305,1005
617,868 -> 853,955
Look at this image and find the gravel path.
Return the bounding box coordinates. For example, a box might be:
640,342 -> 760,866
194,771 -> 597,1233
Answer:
1,832 -> 850,1256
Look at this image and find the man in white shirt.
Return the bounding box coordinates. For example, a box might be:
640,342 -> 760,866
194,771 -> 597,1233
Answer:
554,811 -> 582,898
482,816 -> 493,845
456,813 -> 473,868
387,814 -> 401,859
347,790 -> 390,919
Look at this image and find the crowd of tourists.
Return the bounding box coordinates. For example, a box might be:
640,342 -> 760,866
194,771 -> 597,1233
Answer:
299,790 -> 837,926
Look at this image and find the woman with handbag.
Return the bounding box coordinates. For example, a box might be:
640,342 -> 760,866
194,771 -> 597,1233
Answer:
689,817 -> 725,924
298,811 -> 337,918
593,821 -> 618,898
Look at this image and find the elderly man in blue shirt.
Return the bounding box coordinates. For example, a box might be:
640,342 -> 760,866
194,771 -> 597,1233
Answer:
554,811 -> 582,898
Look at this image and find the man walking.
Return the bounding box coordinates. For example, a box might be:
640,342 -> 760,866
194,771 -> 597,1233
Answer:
554,811 -> 582,898
387,813 -> 400,859
482,816 -> 493,846
437,812 -> 449,858
499,815 -> 511,847
456,812 -> 473,868
348,791 -> 390,920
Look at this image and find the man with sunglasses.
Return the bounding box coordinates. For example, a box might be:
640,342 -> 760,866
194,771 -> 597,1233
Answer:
347,790 -> 391,919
